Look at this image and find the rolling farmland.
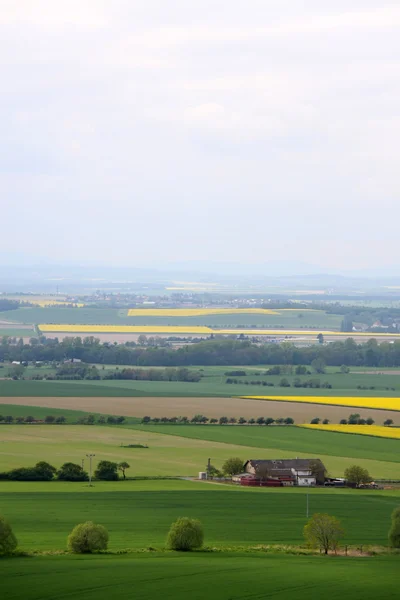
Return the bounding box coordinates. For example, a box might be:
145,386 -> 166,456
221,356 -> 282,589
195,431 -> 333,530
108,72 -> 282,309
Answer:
1,480 -> 399,549
2,554 -> 398,600
1,422 -> 400,478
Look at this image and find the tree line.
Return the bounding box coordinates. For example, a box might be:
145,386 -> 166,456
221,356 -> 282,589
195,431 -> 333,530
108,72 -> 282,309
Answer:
4,336 -> 400,367
0,460 -> 129,482
29,363 -> 201,382
141,415 -> 294,425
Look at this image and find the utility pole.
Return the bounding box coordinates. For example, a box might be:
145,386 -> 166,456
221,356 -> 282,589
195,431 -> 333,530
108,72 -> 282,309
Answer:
81,458 -> 84,471
207,458 -> 211,479
306,493 -> 309,518
86,453 -> 95,487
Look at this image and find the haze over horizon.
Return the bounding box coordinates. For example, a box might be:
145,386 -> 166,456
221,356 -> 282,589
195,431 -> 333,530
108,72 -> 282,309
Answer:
2,1 -> 399,270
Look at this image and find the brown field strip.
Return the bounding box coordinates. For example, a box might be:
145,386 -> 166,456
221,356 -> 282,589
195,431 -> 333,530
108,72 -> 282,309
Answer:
0,396 -> 399,424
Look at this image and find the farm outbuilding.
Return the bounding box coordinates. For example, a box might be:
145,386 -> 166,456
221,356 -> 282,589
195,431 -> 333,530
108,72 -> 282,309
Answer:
243,458 -> 326,487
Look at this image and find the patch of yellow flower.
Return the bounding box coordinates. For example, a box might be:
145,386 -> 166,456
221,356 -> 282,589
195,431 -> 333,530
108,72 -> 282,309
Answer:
127,308 -> 279,316
299,424 -> 400,440
242,395 -> 400,412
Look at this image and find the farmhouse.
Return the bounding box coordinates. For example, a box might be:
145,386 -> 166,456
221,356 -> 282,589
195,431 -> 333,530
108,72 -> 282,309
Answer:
243,458 -> 326,486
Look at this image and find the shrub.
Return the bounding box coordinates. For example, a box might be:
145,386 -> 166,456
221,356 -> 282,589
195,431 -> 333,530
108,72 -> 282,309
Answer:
94,460 -> 119,481
67,521 -> 109,554
57,462 -> 89,482
389,506 -> 400,548
166,517 -> 203,551
0,516 -> 18,555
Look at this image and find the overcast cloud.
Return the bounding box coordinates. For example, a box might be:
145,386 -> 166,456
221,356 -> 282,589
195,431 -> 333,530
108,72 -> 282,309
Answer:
1,1 -> 399,271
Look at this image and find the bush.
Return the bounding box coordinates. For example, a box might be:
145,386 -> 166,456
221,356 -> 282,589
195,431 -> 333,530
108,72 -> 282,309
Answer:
166,517 -> 204,551
94,460 -> 119,481
57,462 -> 89,482
0,516 -> 18,555
67,521 -> 109,554
389,506 -> 400,548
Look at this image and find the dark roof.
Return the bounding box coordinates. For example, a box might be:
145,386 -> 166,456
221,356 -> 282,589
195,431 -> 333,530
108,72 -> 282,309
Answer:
244,458 -> 325,471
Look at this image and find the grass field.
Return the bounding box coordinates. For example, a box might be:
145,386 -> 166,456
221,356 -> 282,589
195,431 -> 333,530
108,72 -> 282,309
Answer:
3,365 -> 400,401
300,424 -> 400,439
0,328 -> 36,338
0,403 -> 103,423
1,423 -> 400,478
2,553 -> 399,600
0,307 -> 344,329
127,308 -> 281,316
0,480 -> 399,549
126,424 -> 400,474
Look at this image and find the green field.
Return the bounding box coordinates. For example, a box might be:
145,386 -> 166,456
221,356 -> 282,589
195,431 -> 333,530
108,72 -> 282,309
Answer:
2,366 -> 400,399
0,404 -> 100,422
0,480 -> 399,549
2,553 -> 398,600
1,423 -> 399,478
0,328 -> 36,338
0,307 -> 343,329
128,424 -> 400,466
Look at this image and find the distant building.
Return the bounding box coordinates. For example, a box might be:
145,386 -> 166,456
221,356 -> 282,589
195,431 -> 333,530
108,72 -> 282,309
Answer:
243,458 -> 326,486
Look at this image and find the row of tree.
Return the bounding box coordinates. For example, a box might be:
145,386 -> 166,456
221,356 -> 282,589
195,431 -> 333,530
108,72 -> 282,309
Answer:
226,377 -> 333,388
141,415 -> 295,425
0,414 -> 126,425
0,460 -> 130,481
310,414 -> 395,426
4,336 -> 400,367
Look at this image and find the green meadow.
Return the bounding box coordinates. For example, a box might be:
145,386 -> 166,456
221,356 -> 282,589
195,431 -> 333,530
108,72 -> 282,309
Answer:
1,480 -> 399,549
128,424 -> 400,466
0,423 -> 399,478
2,553 -> 398,600
2,365 -> 400,398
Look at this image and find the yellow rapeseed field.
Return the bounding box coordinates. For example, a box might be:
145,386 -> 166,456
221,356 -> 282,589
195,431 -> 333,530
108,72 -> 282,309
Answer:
127,308 -> 279,316
18,300 -> 84,307
242,395 -> 400,412
300,424 -> 400,440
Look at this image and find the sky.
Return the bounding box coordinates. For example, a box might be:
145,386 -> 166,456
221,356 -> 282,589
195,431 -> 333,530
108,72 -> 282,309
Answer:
1,1 -> 399,272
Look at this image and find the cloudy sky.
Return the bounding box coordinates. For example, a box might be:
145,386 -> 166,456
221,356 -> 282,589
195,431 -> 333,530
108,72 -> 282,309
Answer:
1,1 -> 399,272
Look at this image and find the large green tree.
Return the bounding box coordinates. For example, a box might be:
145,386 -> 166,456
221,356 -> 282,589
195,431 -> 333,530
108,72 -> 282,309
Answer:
57,462 -> 88,482
304,513 -> 344,554
222,457 -> 244,477
94,460 -> 119,481
344,465 -> 371,487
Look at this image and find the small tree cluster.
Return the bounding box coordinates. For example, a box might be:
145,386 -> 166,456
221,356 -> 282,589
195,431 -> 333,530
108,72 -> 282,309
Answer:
77,415 -> 125,425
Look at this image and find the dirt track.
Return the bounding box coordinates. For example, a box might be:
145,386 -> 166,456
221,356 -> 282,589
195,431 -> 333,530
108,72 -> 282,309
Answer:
0,396 -> 398,424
